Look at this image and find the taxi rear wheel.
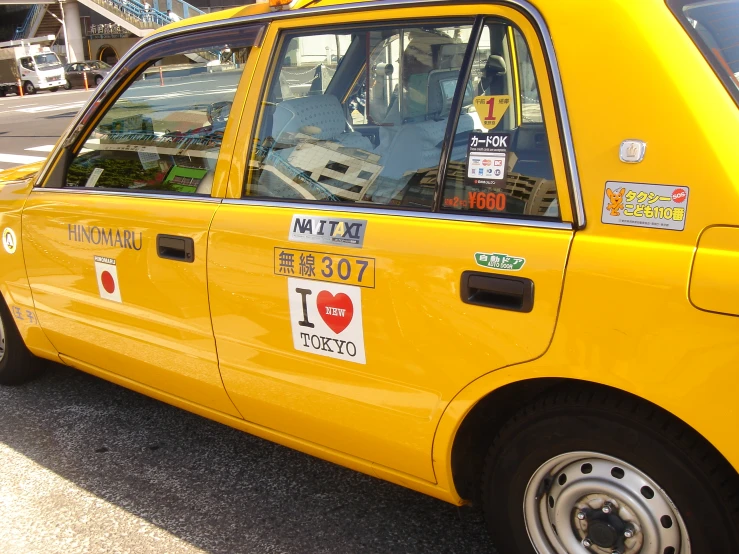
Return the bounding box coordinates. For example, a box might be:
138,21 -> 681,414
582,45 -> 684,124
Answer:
481,387 -> 739,554
0,299 -> 42,385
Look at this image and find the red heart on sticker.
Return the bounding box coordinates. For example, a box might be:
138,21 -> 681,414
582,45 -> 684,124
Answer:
317,291 -> 354,334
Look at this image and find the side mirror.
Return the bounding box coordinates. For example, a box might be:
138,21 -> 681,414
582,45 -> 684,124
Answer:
207,101 -> 232,125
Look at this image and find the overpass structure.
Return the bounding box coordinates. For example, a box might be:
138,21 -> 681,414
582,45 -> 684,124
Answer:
0,0 -> 204,63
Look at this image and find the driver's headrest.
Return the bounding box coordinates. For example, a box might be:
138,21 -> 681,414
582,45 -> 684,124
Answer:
403,30 -> 456,70
438,44 -> 467,69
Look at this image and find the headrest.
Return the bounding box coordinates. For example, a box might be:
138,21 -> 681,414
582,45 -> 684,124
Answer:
272,94 -> 346,141
438,44 -> 467,69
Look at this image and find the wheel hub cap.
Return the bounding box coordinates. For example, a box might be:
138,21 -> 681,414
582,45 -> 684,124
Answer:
524,452 -> 690,554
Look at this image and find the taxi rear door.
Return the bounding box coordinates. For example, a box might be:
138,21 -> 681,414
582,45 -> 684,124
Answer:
20,25 -> 264,415
207,6 -> 578,481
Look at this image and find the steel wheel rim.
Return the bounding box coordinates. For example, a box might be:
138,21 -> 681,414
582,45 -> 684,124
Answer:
0,311 -> 5,363
524,451 -> 690,554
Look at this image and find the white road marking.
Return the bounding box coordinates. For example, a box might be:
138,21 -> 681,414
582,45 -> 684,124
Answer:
25,144 -> 55,152
25,144 -> 90,154
131,79 -> 218,90
0,153 -> 46,164
16,101 -> 86,113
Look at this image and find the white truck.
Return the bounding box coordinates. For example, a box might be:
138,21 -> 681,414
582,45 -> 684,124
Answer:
0,38 -> 67,96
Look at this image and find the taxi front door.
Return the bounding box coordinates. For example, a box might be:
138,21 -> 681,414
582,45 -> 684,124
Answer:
206,8 -> 577,482
19,24 -> 263,418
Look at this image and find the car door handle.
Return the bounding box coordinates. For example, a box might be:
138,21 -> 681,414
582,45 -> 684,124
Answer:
460,271 -> 534,313
156,234 -> 194,263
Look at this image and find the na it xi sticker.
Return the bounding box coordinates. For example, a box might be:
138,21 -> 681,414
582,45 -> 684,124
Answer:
289,215 -> 367,248
475,252 -> 526,271
288,278 -> 365,364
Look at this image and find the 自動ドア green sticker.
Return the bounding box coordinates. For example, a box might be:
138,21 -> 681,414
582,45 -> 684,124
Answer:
474,252 -> 525,271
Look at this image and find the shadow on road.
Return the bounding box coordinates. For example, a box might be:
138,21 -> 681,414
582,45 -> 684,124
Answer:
0,364 -> 495,554
45,111 -> 80,120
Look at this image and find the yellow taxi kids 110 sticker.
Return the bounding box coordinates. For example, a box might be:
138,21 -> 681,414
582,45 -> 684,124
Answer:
601,182 -> 689,231
473,95 -> 512,130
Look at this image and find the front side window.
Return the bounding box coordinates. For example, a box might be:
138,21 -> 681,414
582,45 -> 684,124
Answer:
20,57 -> 34,70
668,0 -> 739,106
246,22 -> 476,208
64,41 -> 250,195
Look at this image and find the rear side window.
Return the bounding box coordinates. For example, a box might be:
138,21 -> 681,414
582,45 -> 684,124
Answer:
246,18 -> 561,220
668,0 -> 739,105
247,21 -> 476,209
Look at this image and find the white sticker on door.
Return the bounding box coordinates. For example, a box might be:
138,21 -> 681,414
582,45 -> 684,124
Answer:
288,277 -> 366,364
94,255 -> 122,303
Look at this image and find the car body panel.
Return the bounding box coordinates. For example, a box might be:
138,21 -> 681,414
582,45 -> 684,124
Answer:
0,175 -> 58,360
21,191 -> 241,417
0,0 -> 735,508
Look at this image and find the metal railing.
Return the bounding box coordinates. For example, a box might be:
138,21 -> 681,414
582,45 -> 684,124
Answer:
94,0 -> 205,29
13,5 -> 45,40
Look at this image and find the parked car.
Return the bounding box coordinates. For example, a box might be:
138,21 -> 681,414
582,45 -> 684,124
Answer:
1,0 -> 739,552
63,60 -> 111,89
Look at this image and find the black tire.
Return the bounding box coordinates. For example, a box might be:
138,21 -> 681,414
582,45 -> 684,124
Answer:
23,81 -> 36,95
49,86 -> 59,92
0,87 -> 6,98
0,298 -> 42,385
94,75 -> 103,86
64,80 -> 72,90
482,387 -> 739,553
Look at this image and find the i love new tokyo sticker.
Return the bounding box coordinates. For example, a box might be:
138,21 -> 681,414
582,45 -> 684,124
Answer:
288,278 -> 366,364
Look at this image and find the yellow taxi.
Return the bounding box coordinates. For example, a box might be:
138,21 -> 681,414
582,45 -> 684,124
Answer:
1,0 -> 738,551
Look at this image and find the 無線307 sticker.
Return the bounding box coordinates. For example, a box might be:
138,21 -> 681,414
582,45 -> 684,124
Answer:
275,247 -> 375,288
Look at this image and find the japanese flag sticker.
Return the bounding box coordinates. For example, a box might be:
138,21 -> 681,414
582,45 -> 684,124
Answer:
94,255 -> 121,303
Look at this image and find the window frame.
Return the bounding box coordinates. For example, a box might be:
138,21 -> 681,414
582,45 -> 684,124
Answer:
33,0 -> 583,228
37,23 -> 266,198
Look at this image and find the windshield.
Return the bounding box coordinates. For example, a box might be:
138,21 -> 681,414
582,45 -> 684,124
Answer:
668,0 -> 739,104
34,53 -> 62,69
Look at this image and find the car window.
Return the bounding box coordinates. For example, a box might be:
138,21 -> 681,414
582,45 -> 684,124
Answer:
20,57 -> 34,70
245,21 -> 477,208
668,0 -> 739,106
64,42 -> 251,195
440,23 -> 560,219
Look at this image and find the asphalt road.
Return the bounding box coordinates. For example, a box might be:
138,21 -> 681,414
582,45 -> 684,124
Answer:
0,88 -> 92,171
0,86 -> 497,553
0,364 -> 495,554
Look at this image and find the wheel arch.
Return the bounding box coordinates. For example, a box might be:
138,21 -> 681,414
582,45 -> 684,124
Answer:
439,375 -> 739,505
